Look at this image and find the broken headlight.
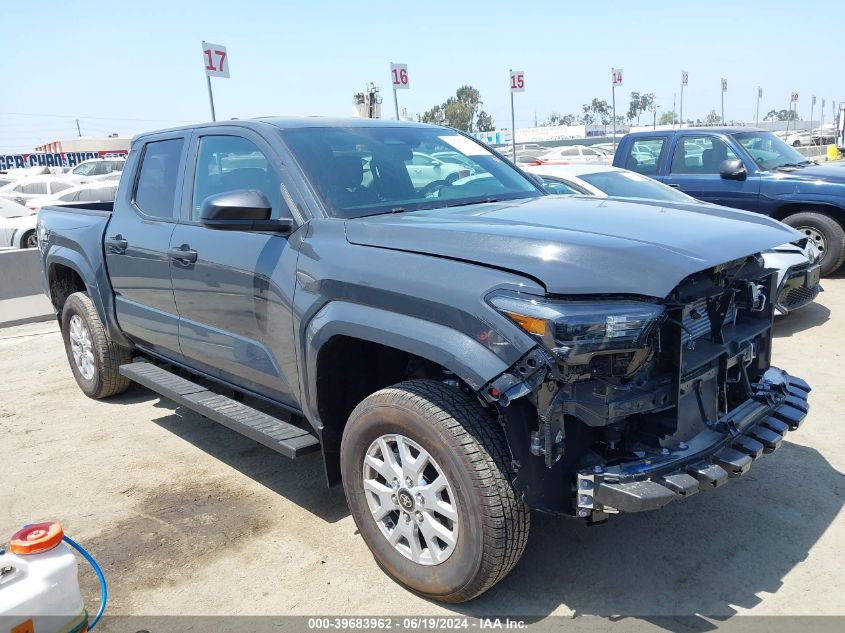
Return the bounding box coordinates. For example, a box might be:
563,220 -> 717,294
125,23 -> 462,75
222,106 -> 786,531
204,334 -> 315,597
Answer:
488,292 -> 664,377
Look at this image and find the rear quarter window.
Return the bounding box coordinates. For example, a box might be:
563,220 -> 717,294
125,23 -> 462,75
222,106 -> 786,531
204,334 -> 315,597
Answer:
625,138 -> 666,175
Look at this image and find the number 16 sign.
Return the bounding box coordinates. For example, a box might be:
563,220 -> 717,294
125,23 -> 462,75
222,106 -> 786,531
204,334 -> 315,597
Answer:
390,63 -> 409,90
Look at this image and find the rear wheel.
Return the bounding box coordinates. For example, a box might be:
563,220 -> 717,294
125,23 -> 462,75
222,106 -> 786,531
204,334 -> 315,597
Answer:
61,292 -> 131,399
782,211 -> 845,276
340,380 -> 529,603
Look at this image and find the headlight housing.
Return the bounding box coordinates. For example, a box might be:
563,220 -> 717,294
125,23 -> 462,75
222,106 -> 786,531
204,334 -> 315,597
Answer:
488,292 -> 664,379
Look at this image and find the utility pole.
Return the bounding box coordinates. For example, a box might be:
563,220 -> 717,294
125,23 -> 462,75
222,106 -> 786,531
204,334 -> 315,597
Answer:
76,119 -> 82,137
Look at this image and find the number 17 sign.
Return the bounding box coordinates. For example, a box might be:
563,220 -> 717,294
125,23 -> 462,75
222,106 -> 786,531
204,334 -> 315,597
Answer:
202,42 -> 230,78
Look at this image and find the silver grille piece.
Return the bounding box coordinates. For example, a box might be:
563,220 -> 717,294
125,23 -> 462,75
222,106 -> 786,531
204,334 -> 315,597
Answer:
682,298 -> 737,343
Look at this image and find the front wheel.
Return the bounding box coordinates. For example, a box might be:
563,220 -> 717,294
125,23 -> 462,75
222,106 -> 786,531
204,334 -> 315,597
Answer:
20,230 -> 37,249
782,211 -> 845,276
340,380 -> 529,603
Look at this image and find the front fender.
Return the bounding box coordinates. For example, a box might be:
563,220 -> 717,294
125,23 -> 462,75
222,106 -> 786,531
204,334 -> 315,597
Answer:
300,300 -> 513,429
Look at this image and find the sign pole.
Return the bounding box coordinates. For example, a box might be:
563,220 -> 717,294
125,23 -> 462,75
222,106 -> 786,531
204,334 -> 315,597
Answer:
810,96 -> 815,140
206,74 -> 216,122
508,69 -> 525,161
755,87 -> 761,127
202,41 -> 229,122
672,93 -> 676,129
389,63 -> 409,121
510,84 -> 516,162
612,83 -> 616,151
820,99 -> 825,146
721,81 -> 725,123
611,69 -> 622,153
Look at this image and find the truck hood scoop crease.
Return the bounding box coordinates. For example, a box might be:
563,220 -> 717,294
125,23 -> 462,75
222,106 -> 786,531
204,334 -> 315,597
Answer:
345,196 -> 800,297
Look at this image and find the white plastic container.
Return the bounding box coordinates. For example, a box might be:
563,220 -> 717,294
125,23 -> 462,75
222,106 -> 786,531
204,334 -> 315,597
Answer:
0,523 -> 86,633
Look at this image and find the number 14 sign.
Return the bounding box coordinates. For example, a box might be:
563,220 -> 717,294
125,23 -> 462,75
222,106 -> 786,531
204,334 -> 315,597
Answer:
202,42 -> 230,78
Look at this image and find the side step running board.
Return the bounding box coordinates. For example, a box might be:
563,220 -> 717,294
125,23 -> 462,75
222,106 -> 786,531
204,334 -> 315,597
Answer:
119,362 -> 320,459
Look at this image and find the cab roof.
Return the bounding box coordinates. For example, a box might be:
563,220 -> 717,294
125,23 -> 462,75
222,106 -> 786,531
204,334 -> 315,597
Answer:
625,126 -> 763,137
133,116 -> 440,143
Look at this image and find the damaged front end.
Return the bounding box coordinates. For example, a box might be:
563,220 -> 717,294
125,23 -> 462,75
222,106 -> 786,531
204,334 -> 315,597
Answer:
482,254 -> 811,520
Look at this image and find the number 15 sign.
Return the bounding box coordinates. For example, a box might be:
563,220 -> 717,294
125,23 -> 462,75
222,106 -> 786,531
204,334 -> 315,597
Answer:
202,42 -> 230,78
510,70 -> 525,93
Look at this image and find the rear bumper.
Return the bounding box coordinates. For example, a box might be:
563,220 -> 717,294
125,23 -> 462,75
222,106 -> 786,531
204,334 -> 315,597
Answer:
576,368 -> 810,517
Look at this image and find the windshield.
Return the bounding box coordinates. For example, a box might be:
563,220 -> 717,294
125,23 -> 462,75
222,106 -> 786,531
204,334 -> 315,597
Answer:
280,126 -> 541,218
72,162 -> 97,176
734,131 -> 809,170
579,170 -> 696,202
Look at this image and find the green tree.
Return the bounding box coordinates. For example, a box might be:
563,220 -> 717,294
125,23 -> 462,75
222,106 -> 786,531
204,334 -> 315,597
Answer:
542,112 -> 575,126
659,110 -> 678,125
421,85 -> 492,132
627,91 -> 642,123
476,110 -> 495,132
705,109 -> 722,124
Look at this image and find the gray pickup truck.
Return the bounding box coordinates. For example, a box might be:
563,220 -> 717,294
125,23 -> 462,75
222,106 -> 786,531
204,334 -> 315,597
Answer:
38,118 -> 811,602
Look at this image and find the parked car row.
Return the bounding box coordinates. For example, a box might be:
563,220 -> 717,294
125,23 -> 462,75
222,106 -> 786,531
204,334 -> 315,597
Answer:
0,158 -> 124,206
0,180 -> 118,248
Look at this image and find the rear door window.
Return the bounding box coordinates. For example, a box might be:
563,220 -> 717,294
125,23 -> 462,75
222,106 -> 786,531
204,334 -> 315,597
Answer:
670,136 -> 738,174
625,138 -> 665,175
133,138 -> 185,219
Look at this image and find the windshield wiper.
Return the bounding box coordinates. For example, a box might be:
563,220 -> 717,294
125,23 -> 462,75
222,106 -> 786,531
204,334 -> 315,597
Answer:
443,196 -> 501,208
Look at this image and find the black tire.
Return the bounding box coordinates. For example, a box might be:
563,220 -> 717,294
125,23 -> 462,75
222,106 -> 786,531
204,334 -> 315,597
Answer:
61,292 -> 131,399
792,140 -> 801,147
782,211 -> 845,276
340,379 -> 529,603
20,230 -> 36,249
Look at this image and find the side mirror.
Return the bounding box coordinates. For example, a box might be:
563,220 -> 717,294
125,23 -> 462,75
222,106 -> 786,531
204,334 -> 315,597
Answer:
199,189 -> 293,233
719,159 -> 747,181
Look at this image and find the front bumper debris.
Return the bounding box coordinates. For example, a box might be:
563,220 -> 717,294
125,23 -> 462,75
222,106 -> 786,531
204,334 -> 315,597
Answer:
576,369 -> 810,517
776,263 -> 821,314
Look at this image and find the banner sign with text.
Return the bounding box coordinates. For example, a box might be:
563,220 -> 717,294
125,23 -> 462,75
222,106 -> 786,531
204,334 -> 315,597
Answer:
0,150 -> 128,172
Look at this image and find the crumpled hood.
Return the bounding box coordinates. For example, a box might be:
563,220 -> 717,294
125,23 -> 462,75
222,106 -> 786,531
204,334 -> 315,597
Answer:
345,196 -> 801,298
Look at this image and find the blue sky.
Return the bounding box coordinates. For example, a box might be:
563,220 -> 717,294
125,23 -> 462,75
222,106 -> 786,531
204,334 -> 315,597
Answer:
2,0 -> 841,151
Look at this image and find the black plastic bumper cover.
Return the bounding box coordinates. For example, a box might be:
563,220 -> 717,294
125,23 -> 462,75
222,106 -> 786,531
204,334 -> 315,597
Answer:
577,370 -> 810,516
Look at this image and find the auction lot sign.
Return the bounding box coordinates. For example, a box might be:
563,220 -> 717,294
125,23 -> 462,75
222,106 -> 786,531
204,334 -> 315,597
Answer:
0,149 -> 128,171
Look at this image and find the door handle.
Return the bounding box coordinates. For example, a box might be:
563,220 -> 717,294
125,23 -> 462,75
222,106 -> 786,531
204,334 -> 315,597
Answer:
168,246 -> 198,263
105,235 -> 128,254
667,183 -> 681,189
